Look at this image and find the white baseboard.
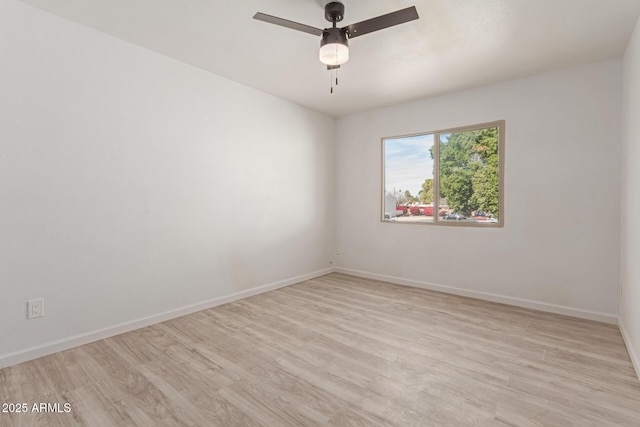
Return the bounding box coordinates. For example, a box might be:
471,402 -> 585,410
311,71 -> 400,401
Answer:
2,267 -> 622,369
0,268 -> 334,369
335,267 -> 618,324
619,316 -> 640,382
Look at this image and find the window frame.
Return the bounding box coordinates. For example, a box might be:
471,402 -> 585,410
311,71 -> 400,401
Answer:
381,120 -> 505,228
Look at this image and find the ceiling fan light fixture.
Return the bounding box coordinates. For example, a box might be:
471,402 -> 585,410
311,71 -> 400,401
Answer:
254,3 -> 419,71
319,28 -> 349,66
319,43 -> 349,65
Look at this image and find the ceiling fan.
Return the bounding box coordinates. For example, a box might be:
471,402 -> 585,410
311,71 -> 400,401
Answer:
253,2 -> 419,70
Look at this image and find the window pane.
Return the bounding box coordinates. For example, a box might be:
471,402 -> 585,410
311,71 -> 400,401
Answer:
438,126 -> 500,224
383,134 -> 435,223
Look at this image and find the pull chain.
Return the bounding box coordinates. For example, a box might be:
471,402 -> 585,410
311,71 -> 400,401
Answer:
330,68 -> 333,94
329,68 -> 340,94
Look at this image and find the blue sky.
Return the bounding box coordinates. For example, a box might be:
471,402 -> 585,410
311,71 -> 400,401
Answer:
384,134 -> 434,197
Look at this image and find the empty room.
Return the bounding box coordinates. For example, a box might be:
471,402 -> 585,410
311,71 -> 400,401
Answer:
2,0 -> 640,425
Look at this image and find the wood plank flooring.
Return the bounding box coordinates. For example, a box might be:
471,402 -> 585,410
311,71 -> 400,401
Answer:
1,273 -> 639,426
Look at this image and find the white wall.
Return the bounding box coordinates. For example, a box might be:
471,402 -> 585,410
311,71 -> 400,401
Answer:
621,12 -> 640,379
0,0 -> 335,366
336,60 -> 622,321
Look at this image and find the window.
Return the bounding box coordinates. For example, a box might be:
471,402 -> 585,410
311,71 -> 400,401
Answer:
382,120 -> 504,227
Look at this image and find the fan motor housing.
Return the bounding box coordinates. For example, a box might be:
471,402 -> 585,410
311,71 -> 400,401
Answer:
320,27 -> 348,47
325,2 -> 345,22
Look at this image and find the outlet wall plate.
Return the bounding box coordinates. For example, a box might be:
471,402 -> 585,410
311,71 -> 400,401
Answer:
27,298 -> 44,319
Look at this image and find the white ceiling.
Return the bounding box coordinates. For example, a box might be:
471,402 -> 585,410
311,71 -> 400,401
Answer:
16,0 -> 640,117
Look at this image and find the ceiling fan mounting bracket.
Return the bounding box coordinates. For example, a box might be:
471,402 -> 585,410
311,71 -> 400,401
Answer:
325,2 -> 345,23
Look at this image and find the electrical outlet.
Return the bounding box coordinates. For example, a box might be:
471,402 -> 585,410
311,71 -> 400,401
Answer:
27,298 -> 44,319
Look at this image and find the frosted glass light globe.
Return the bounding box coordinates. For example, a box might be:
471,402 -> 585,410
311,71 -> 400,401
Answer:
319,43 -> 349,66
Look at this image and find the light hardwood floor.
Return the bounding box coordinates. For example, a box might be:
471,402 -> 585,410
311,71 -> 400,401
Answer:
1,273 -> 639,426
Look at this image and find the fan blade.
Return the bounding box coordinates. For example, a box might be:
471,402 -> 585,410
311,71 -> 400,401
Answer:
253,12 -> 323,36
344,6 -> 419,38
